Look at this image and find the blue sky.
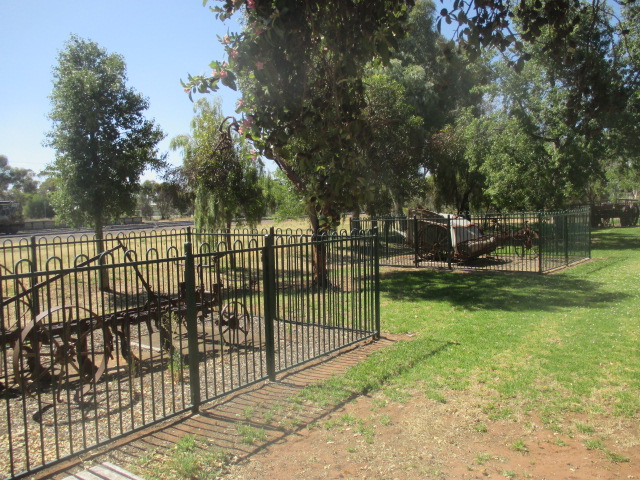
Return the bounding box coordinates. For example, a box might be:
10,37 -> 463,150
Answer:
0,0 -> 242,180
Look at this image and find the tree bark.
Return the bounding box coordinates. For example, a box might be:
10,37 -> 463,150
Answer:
351,209 -> 361,232
226,217 -> 236,269
95,218 -> 110,292
309,209 -> 329,288
392,196 -> 404,217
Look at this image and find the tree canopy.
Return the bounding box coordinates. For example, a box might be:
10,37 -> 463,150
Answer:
441,0 -> 639,210
185,0 -> 639,219
186,0 -> 416,231
46,35 -> 165,235
171,98 -> 267,231
0,155 -> 39,201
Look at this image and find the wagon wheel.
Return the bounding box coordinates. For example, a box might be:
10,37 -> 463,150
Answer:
218,301 -> 250,346
417,223 -> 450,262
12,306 -> 113,402
512,227 -> 540,258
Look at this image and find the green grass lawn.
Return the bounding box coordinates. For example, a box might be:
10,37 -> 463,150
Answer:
138,227 -> 638,478
298,226 -> 640,429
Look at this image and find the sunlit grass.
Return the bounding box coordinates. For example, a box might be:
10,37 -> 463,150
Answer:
296,227 -> 639,434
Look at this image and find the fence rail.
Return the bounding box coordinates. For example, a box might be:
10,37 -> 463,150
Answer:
353,208 -> 591,273
0,229 -> 378,480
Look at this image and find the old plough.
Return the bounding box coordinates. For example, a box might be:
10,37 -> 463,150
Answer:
406,209 -> 540,263
1,242 -> 250,403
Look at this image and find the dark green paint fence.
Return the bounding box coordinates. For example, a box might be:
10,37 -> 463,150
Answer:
354,208 -> 590,273
0,229 -> 378,480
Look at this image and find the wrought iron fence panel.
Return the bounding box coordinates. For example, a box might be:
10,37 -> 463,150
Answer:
0,228 -> 271,276
0,230 -> 378,480
265,232 -> 378,374
358,208 -> 590,273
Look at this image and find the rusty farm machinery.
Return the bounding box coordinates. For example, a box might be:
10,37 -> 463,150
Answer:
405,209 -> 540,263
590,201 -> 639,228
0,241 -> 251,403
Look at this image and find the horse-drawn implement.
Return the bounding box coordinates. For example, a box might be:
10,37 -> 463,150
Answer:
1,241 -> 250,404
591,201 -> 639,228
406,209 -> 540,263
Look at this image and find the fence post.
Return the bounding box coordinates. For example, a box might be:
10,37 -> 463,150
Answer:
413,215 -> 419,266
447,215 -> 453,270
29,236 -> 40,318
183,241 -> 201,413
538,214 -> 543,274
563,214 -> 569,266
262,227 -> 277,381
373,226 -> 381,339
587,207 -> 592,259
383,219 -> 390,258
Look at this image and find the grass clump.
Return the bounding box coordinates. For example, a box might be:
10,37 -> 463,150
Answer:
137,435 -> 229,480
582,437 -> 631,464
584,439 -> 604,450
236,423 -> 267,445
575,423 -> 595,434
512,439 -> 529,453
473,422 -> 488,433
604,450 -> 630,464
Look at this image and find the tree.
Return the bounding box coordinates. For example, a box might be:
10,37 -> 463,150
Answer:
372,0 -> 487,214
137,180 -> 157,219
437,0 -> 634,70
424,110 -> 489,212
171,98 -> 267,233
261,170 -> 307,221
23,194 -> 54,219
185,0 -> 418,285
154,182 -> 192,219
470,1 -> 634,210
605,1 -> 640,200
185,0 -> 416,233
23,174 -> 57,219
46,36 -> 165,271
0,155 -> 39,202
361,72 -> 424,215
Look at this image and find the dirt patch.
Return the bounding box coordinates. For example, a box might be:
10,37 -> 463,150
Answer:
39,334 -> 638,480
225,389 -> 639,480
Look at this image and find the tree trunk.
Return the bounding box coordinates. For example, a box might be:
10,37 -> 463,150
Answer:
392,196 -> 404,217
458,190 -> 471,220
95,219 -> 110,292
226,217 -> 236,269
351,209 -> 361,232
309,210 -> 329,288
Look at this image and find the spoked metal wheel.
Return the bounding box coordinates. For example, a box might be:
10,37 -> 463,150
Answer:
416,222 -> 450,262
218,301 -> 250,346
12,306 -> 113,402
512,227 -> 540,259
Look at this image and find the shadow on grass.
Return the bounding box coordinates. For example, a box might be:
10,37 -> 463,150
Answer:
590,227 -> 640,251
380,268 -> 628,313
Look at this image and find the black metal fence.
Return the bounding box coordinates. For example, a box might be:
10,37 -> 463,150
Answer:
353,208 -> 591,273
0,229 -> 378,480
